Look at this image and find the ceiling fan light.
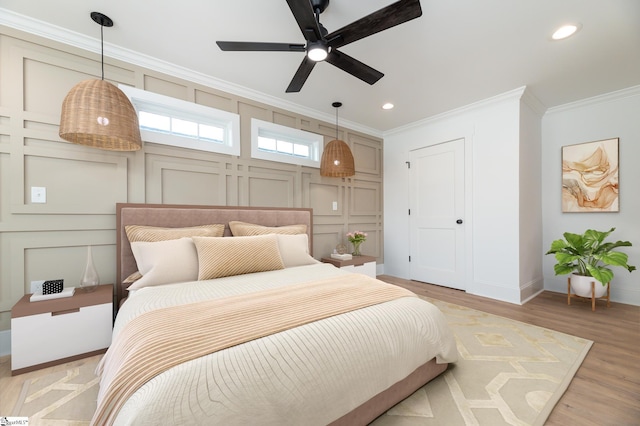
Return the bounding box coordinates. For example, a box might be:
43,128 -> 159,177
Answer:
307,43 -> 328,61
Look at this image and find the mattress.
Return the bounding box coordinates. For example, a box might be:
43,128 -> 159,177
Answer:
95,263 -> 458,425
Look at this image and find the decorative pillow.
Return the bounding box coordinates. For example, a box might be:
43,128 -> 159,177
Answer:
125,224 -> 225,243
276,234 -> 319,268
193,234 -> 285,280
129,237 -> 199,290
228,221 -> 307,237
122,271 -> 143,285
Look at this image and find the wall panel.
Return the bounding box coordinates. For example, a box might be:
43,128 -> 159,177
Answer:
143,75 -> 189,100
0,26 -> 384,334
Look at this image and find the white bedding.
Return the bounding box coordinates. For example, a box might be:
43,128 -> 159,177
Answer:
100,263 -> 458,425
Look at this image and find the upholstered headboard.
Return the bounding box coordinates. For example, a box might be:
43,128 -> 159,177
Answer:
116,203 -> 313,306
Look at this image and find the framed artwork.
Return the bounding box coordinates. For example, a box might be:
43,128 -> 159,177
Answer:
561,138 -> 619,213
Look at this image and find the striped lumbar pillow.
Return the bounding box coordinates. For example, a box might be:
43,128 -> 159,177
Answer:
193,234 -> 285,280
228,221 -> 306,236
126,224 -> 225,242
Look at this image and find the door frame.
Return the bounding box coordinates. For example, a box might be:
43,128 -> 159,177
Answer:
409,138 -> 465,289
407,128 -> 474,294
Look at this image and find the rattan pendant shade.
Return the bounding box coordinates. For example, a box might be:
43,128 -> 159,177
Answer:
320,139 -> 355,177
59,79 -> 142,151
58,12 -> 141,151
320,102 -> 355,177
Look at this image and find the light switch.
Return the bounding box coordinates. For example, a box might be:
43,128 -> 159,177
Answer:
31,187 -> 46,203
332,201 -> 338,211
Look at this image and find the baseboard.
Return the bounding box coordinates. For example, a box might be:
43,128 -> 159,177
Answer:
520,277 -> 544,303
0,329 -> 10,356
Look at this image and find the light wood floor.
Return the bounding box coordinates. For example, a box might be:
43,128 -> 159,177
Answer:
379,275 -> 640,426
2,278 -> 638,425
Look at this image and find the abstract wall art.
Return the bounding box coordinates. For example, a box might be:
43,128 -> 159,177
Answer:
561,138 -> 619,213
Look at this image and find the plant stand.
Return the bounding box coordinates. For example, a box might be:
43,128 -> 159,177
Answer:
567,277 -> 610,311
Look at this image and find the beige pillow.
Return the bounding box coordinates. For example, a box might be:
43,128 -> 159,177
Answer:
276,234 -> 319,268
193,234 -> 285,280
228,221 -> 307,237
125,224 -> 225,243
122,271 -> 143,285
129,237 -> 199,290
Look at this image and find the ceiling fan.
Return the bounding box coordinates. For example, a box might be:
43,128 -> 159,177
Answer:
216,0 -> 422,93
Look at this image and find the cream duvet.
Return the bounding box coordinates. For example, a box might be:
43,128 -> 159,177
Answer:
94,263 -> 458,425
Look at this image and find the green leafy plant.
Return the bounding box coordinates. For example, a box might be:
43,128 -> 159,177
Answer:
546,227 -> 635,285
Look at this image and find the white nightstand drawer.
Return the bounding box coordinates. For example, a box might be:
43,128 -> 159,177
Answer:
339,261 -> 377,278
11,302 -> 112,371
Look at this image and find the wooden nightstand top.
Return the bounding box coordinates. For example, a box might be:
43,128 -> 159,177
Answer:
11,284 -> 113,318
321,255 -> 377,268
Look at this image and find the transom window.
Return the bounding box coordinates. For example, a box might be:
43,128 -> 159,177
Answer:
119,85 -> 240,155
251,119 -> 322,168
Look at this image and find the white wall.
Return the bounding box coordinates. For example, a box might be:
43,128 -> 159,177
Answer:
383,87 -> 542,304
542,86 -> 640,305
519,96 -> 544,302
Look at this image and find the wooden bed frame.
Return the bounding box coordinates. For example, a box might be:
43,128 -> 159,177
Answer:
114,202 -> 448,425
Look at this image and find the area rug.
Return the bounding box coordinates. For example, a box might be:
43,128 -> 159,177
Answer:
8,298 -> 592,426
372,297 -> 593,426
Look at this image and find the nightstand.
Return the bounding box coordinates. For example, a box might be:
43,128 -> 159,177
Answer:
11,284 -> 113,375
321,255 -> 377,278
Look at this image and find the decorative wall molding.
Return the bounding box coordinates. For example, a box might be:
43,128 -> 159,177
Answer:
0,8 -> 382,138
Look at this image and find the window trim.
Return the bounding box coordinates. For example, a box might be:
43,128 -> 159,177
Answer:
119,85 -> 240,156
251,118 -> 322,168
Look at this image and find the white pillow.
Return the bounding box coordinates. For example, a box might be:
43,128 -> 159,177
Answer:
129,237 -> 199,290
276,234 -> 319,268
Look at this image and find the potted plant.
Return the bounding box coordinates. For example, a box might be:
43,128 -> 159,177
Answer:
546,227 -> 635,297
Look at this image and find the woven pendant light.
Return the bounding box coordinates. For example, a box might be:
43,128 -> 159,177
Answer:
320,102 -> 355,177
59,12 -> 141,151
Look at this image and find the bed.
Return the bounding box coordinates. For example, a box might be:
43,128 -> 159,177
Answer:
93,203 -> 458,425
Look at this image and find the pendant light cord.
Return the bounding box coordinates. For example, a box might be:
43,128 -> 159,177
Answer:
100,23 -> 104,80
335,107 -> 338,140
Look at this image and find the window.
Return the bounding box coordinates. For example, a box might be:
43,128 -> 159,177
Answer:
119,85 -> 240,155
251,119 -> 322,168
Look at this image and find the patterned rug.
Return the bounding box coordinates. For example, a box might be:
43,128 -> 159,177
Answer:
372,297 -> 593,426
7,297 -> 592,426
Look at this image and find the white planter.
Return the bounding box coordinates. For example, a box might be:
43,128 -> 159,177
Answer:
570,273 -> 608,298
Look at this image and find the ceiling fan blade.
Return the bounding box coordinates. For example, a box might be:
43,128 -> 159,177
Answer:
286,0 -> 323,41
325,49 -> 383,85
326,0 -> 422,49
286,56 -> 317,93
216,41 -> 306,52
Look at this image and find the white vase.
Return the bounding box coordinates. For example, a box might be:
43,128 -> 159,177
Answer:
80,245 -> 100,292
570,273 -> 608,298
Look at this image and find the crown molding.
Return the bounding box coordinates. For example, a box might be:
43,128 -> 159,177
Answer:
0,8 -> 382,138
545,85 -> 640,115
385,86 -> 528,136
521,88 -> 547,117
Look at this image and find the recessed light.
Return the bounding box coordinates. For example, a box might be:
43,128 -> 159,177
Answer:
552,24 -> 580,40
382,103 -> 394,110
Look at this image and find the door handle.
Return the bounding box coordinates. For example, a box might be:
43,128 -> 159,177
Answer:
456,219 -> 463,224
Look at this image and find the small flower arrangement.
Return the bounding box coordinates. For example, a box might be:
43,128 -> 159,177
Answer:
346,231 -> 367,256
347,231 -> 367,244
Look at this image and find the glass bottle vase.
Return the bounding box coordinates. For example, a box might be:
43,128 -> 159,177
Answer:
80,245 -> 100,292
352,241 -> 362,256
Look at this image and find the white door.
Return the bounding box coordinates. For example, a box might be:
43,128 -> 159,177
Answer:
409,139 -> 465,290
